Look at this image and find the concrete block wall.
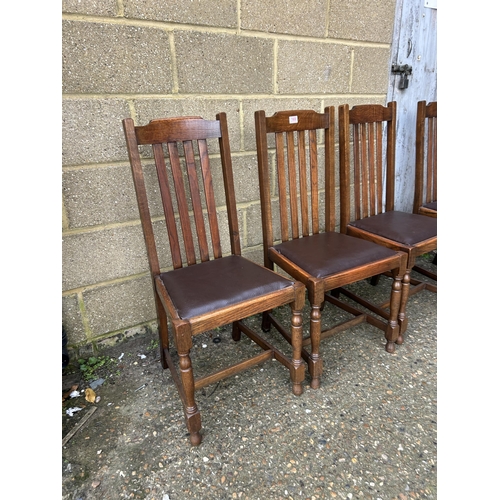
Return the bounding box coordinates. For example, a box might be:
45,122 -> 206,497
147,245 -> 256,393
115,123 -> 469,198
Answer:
62,0 -> 397,356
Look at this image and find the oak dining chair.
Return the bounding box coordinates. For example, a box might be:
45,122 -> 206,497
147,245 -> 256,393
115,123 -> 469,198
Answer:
122,113 -> 306,446
413,100 -> 437,218
338,102 -> 437,344
255,107 -> 407,390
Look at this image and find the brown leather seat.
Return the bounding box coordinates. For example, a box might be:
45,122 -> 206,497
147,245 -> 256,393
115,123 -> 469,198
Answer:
348,211 -> 436,246
274,231 -> 398,278
161,254 -> 294,319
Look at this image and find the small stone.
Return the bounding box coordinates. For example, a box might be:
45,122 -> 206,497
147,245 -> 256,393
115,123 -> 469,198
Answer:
92,480 -> 100,488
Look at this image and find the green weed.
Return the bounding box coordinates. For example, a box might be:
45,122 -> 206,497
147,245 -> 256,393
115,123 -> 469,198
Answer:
78,355 -> 116,381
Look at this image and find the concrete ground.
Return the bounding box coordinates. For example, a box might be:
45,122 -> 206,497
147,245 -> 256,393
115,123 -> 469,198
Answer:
62,255 -> 437,500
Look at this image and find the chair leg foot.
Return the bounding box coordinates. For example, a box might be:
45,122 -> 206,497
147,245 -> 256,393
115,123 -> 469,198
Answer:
310,376 -> 321,390
385,340 -> 396,353
185,408 -> 202,446
290,361 -> 305,396
307,356 -> 323,389
396,334 -> 404,345
189,431 -> 202,446
292,382 -> 303,396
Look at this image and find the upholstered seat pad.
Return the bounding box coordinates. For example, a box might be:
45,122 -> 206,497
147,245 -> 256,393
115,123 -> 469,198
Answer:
160,254 -> 292,319
273,231 -> 397,279
349,210 -> 437,246
423,201 -> 437,211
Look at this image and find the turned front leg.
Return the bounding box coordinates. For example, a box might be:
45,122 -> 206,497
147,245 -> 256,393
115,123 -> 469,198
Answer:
397,269 -> 411,343
289,303 -> 305,396
385,273 -> 402,353
178,351 -> 202,446
308,303 -> 323,389
176,326 -> 202,446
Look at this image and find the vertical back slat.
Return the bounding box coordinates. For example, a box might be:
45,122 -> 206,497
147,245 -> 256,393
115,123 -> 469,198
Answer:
198,138 -> 222,259
168,142 -> 197,266
297,130 -> 309,236
309,129 -> 320,234
425,118 -> 433,203
184,140 -> 210,262
367,122 -> 376,216
286,131 -> 299,239
353,124 -> 361,220
152,143 -> 183,269
276,132 -> 290,241
375,121 -> 383,214
360,123 -> 369,218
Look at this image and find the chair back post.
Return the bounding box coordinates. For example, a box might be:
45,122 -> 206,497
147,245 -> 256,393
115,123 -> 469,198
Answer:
426,101 -> 437,205
413,100 -> 427,214
254,109 -> 275,270
216,112 -> 241,257
324,106 -> 336,232
338,104 -> 351,234
385,101 -> 397,212
122,117 -> 162,277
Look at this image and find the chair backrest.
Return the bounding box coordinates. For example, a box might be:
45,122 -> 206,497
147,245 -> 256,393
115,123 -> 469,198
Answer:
413,100 -> 437,214
122,113 -> 241,277
338,102 -> 397,232
254,108 -> 336,268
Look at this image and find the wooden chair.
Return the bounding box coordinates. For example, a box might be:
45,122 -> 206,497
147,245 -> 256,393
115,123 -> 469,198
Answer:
413,100 -> 437,272
122,113 -> 306,446
338,102 -> 437,344
413,100 -> 437,218
255,107 -> 408,390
